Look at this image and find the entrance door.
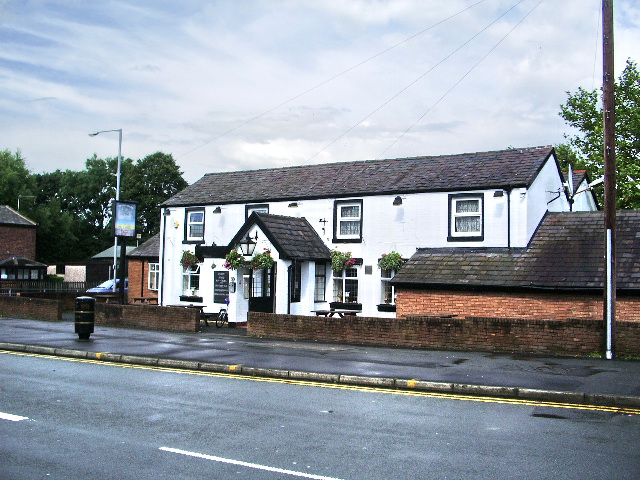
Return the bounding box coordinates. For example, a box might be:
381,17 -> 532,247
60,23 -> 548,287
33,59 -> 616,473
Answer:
248,266 -> 275,313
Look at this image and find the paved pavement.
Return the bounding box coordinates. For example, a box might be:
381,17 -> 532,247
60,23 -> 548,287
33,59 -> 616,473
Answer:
1,317 -> 639,408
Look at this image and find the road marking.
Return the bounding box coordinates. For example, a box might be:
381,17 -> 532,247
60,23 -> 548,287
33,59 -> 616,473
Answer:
160,447 -> 344,480
3,349 -> 640,415
0,412 -> 29,422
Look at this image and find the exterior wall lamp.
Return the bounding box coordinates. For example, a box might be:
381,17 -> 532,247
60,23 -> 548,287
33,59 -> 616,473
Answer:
213,206 -> 222,214
239,232 -> 258,256
393,196 -> 403,206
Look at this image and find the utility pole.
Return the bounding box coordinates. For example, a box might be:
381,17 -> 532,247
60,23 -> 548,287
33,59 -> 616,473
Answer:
602,0 -> 616,359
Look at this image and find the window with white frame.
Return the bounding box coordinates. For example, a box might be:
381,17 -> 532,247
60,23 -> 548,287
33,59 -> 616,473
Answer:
314,262 -> 326,302
185,209 -> 204,242
380,268 -> 396,304
148,263 -> 159,291
182,265 -> 200,295
333,267 -> 358,303
449,194 -> 483,241
334,199 -> 363,242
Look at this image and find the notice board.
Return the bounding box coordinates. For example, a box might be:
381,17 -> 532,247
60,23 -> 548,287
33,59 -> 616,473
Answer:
213,271 -> 229,304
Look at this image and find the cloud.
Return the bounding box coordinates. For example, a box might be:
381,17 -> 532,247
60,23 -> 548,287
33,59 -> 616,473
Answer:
0,0 -> 638,183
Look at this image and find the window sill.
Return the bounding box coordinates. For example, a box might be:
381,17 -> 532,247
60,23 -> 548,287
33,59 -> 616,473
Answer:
447,235 -> 484,242
179,295 -> 203,303
377,304 -> 396,313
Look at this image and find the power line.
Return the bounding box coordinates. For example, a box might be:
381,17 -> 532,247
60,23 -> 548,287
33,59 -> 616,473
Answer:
378,0 -> 544,159
304,0 -> 531,164
176,0 -> 488,160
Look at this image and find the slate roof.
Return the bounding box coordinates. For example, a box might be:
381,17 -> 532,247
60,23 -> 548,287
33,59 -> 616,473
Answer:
230,213 -> 332,261
0,255 -> 47,268
128,233 -> 160,259
392,211 -> 640,292
163,146 -> 556,207
563,169 -> 589,195
0,205 -> 36,227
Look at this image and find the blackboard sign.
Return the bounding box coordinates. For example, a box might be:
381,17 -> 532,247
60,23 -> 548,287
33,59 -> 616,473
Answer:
213,271 -> 229,304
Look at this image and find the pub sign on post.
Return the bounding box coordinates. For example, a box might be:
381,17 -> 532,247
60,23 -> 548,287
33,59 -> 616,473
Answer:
113,200 -> 137,238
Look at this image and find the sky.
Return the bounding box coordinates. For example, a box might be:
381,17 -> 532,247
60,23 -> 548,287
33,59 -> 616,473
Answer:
1,0 -> 638,184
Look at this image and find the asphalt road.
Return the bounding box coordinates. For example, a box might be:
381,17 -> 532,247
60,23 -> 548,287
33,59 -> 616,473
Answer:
2,352 -> 639,479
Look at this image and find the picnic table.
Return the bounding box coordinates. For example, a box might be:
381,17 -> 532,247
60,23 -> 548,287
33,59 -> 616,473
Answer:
311,309 -> 361,318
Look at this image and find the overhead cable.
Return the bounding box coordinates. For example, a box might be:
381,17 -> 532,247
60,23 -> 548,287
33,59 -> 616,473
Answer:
176,0 -> 488,159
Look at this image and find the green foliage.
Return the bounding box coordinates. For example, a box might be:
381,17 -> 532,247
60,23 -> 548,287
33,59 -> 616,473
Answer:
125,152 -> 188,239
224,249 -> 247,270
180,250 -> 200,268
331,250 -> 355,273
0,149 -> 36,207
558,59 -> 640,208
378,251 -> 406,271
249,249 -> 274,270
0,148 -> 188,264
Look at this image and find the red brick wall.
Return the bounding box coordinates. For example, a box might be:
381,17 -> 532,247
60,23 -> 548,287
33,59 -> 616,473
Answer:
396,289 -> 640,322
0,225 -> 36,260
95,303 -> 198,332
0,296 -> 62,321
127,259 -> 158,303
248,312 -> 640,357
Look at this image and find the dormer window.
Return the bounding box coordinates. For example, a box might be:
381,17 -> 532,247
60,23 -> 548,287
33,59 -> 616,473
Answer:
448,194 -> 484,241
185,208 -> 205,243
333,199 -> 363,243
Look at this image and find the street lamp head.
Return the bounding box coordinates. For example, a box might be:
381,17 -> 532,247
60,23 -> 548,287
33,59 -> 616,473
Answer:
88,132 -> 98,137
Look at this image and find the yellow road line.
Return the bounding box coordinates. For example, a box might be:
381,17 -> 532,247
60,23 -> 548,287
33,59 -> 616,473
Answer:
3,349 -> 639,415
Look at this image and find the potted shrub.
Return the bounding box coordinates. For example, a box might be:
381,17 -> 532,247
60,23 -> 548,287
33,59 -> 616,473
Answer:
224,249 -> 247,270
331,250 -> 356,274
250,249 -> 275,270
180,250 -> 200,268
378,251 -> 406,272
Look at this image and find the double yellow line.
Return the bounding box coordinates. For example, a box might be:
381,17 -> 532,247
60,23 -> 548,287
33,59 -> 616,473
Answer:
3,349 -> 639,415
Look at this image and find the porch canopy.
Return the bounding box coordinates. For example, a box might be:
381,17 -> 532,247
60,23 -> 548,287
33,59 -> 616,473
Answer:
197,212 -> 331,262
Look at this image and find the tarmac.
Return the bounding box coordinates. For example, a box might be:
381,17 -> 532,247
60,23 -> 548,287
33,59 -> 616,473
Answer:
1,316 -> 640,409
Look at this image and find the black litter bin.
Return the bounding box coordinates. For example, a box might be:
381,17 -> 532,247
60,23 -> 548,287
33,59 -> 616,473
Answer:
75,296 -> 95,340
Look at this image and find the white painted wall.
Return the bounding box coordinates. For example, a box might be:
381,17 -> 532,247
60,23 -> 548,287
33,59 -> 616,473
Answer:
159,155 -> 593,321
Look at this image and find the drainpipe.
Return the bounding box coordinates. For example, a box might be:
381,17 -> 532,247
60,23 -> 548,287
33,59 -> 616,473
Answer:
160,208 -> 169,305
287,263 -> 292,315
507,188 -> 512,249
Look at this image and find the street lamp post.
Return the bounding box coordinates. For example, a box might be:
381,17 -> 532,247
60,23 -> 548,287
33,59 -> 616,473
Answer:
89,129 -> 123,296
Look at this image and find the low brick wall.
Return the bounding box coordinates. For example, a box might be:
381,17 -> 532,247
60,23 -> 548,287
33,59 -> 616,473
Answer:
248,312 -> 640,357
396,289 -> 640,322
95,304 -> 199,333
0,295 -> 62,321
21,292 -> 81,311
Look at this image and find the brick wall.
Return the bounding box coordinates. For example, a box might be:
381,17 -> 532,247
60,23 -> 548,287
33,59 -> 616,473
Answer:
396,289 -> 640,322
248,312 -> 640,357
0,295 -> 62,321
127,259 -> 158,303
0,225 -> 37,260
95,303 -> 198,332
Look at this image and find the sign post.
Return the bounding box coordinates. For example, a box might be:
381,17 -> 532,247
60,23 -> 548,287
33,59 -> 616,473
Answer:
113,201 -> 137,304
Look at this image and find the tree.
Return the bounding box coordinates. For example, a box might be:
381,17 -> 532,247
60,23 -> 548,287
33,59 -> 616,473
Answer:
124,152 -> 188,239
558,59 -> 640,209
0,149 -> 36,208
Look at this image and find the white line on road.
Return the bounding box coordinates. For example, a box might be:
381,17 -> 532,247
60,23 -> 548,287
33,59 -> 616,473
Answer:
159,447 -> 344,480
0,412 -> 29,422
